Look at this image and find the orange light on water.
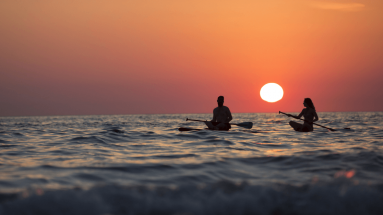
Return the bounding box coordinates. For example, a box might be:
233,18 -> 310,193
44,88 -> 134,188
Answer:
334,170 -> 356,178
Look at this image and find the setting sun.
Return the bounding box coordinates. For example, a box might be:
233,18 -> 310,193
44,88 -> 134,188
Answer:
260,83 -> 284,103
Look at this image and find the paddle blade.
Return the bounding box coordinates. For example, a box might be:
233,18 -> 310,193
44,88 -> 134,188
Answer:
235,122 -> 253,129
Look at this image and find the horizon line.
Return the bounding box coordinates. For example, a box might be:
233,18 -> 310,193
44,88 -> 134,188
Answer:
1,110 -> 382,118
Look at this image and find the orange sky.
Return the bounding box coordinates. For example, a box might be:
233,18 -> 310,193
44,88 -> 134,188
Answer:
1,0 -> 382,116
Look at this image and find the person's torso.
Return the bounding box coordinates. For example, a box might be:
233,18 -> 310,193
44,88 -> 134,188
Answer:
214,106 -> 229,123
303,108 -> 315,125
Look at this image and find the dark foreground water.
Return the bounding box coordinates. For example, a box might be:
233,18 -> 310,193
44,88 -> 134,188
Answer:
0,112 -> 383,215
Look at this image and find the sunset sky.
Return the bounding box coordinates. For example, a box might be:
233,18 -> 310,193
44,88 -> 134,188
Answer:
1,0 -> 382,116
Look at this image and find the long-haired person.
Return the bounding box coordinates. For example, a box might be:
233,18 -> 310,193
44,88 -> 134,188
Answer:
289,98 -> 318,132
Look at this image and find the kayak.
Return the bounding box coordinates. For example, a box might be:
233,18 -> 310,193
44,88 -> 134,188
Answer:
179,127 -> 203,131
178,127 -> 228,131
178,127 -> 269,133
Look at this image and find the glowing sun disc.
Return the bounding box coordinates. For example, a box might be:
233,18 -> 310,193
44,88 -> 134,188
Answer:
260,83 -> 284,102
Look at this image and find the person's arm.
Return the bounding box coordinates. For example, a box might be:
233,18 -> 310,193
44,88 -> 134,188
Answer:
211,109 -> 217,122
226,107 -> 233,123
286,109 -> 304,119
296,109 -> 305,119
313,111 -> 319,122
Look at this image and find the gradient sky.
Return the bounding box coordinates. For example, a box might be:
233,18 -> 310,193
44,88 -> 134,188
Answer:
1,0 -> 382,116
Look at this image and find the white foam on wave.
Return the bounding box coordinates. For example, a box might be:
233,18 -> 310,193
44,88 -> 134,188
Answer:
1,180 -> 383,215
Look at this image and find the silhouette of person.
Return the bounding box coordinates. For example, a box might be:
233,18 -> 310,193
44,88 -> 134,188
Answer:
289,98 -> 319,132
205,96 -> 233,130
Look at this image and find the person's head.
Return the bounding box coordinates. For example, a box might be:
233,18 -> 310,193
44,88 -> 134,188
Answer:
217,96 -> 224,107
303,98 -> 315,110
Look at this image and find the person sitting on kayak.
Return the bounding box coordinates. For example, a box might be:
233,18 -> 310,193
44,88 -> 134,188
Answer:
289,98 -> 319,132
205,96 -> 233,130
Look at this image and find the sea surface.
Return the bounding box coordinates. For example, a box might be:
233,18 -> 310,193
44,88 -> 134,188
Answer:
0,112 -> 383,215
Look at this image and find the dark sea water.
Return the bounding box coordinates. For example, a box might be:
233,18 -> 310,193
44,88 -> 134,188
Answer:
0,112 -> 383,215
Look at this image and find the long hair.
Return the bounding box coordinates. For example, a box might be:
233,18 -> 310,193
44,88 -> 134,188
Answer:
304,98 -> 315,110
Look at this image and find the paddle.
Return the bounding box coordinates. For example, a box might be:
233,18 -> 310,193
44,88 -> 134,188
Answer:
279,111 -> 350,131
186,118 -> 253,129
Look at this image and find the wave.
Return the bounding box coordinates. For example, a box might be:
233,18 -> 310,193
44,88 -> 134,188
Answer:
1,181 -> 382,215
0,139 -> 9,144
70,136 -> 107,144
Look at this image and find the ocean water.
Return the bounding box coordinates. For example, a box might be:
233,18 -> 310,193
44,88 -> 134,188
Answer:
0,112 -> 383,215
